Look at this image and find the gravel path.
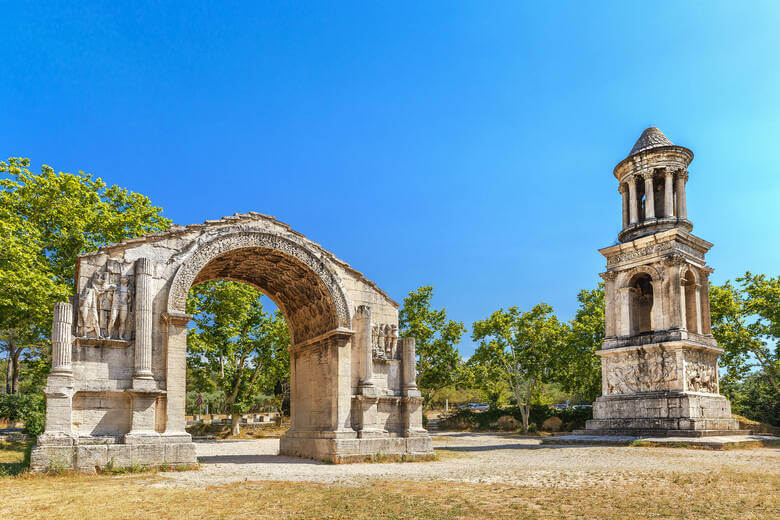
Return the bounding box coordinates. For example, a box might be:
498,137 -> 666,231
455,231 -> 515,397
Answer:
153,432 -> 779,489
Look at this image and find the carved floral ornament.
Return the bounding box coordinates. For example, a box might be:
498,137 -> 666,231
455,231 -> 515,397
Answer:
607,241 -> 705,266
165,231 -> 352,329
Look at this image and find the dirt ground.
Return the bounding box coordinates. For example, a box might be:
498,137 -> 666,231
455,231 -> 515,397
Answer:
154,431 -> 779,488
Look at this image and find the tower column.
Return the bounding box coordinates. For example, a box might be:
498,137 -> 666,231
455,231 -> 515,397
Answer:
663,168 -> 675,217
643,171 -> 655,219
619,184 -> 629,229
627,176 -> 639,224
675,170 -> 688,219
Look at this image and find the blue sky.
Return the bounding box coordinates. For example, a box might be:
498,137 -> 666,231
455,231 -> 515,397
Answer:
2,2 -> 778,356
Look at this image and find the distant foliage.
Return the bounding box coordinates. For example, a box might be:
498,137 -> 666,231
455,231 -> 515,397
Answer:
439,404 -> 592,433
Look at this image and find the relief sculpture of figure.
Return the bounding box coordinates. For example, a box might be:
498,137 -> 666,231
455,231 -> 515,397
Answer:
386,324 -> 398,359
107,277 -> 133,340
79,272 -> 111,339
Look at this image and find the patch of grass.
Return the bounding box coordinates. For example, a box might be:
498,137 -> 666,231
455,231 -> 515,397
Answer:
0,468 -> 777,519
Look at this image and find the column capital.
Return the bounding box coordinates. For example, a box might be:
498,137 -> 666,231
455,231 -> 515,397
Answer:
618,183 -> 626,194
641,170 -> 655,181
663,167 -> 674,178
599,271 -> 618,281
676,168 -> 689,182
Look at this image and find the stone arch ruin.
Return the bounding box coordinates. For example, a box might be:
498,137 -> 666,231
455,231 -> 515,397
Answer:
32,213 -> 432,471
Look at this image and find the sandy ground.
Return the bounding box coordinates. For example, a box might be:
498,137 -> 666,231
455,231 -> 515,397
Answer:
153,432 -> 779,488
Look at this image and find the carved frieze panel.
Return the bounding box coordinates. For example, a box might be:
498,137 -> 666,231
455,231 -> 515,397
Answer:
603,348 -> 678,395
77,258 -> 136,341
372,323 -> 399,360
606,241 -> 705,266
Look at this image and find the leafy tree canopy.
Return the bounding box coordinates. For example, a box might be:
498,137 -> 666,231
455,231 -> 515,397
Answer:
470,303 -> 567,431
710,272 -> 779,393
399,286 -> 465,403
0,157 -> 169,393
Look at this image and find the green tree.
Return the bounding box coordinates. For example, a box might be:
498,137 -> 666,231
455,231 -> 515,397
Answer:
398,286 -> 465,404
186,280 -> 290,435
0,157 -> 170,393
558,284 -> 604,401
710,272 -> 779,393
471,303 -> 567,432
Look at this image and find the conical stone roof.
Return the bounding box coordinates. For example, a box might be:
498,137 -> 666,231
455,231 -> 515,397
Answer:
629,127 -> 674,156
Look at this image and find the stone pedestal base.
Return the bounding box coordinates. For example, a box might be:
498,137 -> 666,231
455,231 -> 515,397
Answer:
30,439 -> 197,473
279,429 -> 433,463
581,391 -> 741,436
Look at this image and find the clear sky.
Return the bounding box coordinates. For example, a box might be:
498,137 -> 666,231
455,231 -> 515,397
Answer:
2,2 -> 778,356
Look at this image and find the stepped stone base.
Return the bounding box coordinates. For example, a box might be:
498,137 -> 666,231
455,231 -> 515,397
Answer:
30,436 -> 197,473
279,430 -> 433,463
582,391 -> 740,437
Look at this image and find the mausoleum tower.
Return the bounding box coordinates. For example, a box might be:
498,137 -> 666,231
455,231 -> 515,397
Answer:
585,127 -> 741,436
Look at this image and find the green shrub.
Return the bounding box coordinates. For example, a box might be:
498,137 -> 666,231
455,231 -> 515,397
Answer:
0,393 -> 45,435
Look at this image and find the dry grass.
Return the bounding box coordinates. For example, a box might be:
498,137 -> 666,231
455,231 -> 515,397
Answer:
0,466 -> 777,519
2,439 -> 778,519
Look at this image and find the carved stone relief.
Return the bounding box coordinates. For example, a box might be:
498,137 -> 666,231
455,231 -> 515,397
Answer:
684,350 -> 718,393
603,349 -> 678,395
372,323 -> 399,360
77,259 -> 135,340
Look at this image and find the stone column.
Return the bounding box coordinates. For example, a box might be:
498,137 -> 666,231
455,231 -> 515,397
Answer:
650,280 -> 665,331
50,302 -> 73,376
134,258 -> 154,381
643,172 -> 655,220
400,337 -> 420,398
700,267 -> 714,335
663,168 -> 675,217
616,287 -> 633,337
600,272 -> 617,338
675,170 -> 688,219
694,283 -> 703,334
628,176 -> 639,224
355,306 -> 375,394
619,184 -> 629,229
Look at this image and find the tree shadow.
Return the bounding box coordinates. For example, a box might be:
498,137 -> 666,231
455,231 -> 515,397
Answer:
198,454 -> 327,465
0,441 -> 31,476
435,443 -> 579,452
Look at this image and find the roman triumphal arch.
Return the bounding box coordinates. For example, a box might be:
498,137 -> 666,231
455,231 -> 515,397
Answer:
31,213 -> 431,471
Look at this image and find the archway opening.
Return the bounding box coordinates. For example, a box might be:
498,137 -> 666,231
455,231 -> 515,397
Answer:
629,273 -> 654,335
166,242 -> 349,441
185,279 -> 290,437
682,269 -> 700,333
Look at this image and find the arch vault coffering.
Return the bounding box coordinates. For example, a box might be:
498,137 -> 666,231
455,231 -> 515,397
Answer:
166,231 -> 352,345
31,213 -> 432,472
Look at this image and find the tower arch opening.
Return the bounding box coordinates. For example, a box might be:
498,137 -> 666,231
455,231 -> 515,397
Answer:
628,273 -> 654,335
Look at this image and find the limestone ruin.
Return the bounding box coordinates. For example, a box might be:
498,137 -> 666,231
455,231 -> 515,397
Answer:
584,127 -> 741,435
31,214 -> 432,471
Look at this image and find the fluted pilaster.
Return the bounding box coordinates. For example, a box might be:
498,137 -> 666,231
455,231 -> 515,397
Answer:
134,258 -> 154,379
51,302 -> 73,375
400,337 -> 420,397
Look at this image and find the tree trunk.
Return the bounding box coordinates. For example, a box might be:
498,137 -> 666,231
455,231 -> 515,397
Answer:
519,404 -> 529,433
230,413 -> 241,436
11,346 -> 21,394
5,352 -> 12,394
